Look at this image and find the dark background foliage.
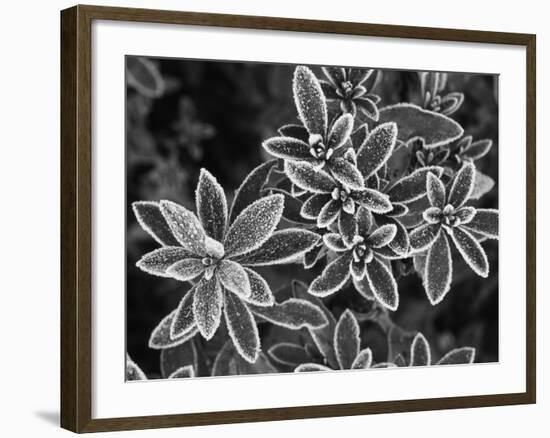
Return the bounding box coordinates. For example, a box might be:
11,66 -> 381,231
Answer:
126,57 -> 498,377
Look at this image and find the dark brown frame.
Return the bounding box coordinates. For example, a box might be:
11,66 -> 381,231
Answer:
61,4 -> 536,433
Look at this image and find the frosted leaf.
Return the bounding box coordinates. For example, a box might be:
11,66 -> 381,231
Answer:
462,208 -> 498,239
291,281 -> 338,369
410,333 -> 431,366
168,365 -> 195,379
356,122 -> 398,178
448,162 -> 476,208
368,224 -> 397,248
165,258 -> 204,281
352,276 -> 375,300
351,348 -> 373,369
317,199 -> 340,228
327,114 -> 354,150
293,66 -> 327,136
356,97 -> 380,121
365,257 -> 399,311
323,233 -> 347,252
160,200 -> 207,256
269,188 -> 312,226
204,236 -> 224,259
132,201 -> 179,246
126,57 -> 164,98
304,244 -> 325,269
237,229 -> 320,266
470,170 -> 495,200
285,161 -> 335,194
377,103 -> 463,148
252,297 -> 328,330
224,292 -> 260,363
149,309 -> 198,350
393,354 -> 407,367
136,247 -> 193,278
449,226 -> 489,277
437,347 -> 476,365
160,340 -> 196,378
126,354 -> 147,381
455,206 -> 477,225
242,268 -> 274,307
424,231 -> 452,305
230,159 -> 278,222
426,172 -> 446,209
193,278 -> 223,340
322,66 -> 346,86
462,139 -> 492,161
217,260 -> 251,299
357,206 -> 373,235
278,124 -> 309,142
309,252 -> 353,297
410,224 -> 441,252
439,92 -> 464,116
334,309 -> 360,370
268,342 -> 311,367
301,194 -> 332,219
329,157 -> 364,190
262,136 -> 313,161
170,287 -> 197,339
354,188 -> 392,213
387,166 -> 444,203
349,68 -> 373,86
379,217 -> 409,255
224,194 -> 284,258
338,211 -> 358,248
295,363 -> 333,372
196,169 -> 228,242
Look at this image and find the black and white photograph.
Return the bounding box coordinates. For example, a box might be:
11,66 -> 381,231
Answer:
125,57 -> 499,380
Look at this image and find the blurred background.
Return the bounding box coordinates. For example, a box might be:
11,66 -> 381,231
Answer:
126,56 -> 498,377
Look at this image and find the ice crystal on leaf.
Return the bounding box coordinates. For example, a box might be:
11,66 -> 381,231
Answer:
130,63 -> 497,378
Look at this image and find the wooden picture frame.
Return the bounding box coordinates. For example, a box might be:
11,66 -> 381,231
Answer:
60,4 -> 536,433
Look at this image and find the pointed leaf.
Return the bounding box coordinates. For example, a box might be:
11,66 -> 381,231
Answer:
224,194 -> 284,258
462,139 -> 492,161
224,292 -> 260,363
136,247 -> 193,277
193,278 -> 223,340
323,233 -> 347,252
339,211 -> 358,247
301,194 -> 332,219
196,169 -> 228,241
426,172 -> 446,208
160,200 -> 207,256
262,136 -> 313,161
170,288 -> 197,338
387,166 -> 443,203
285,161 -> 335,194
356,122 -> 398,178
410,332 -> 431,366
449,226 -> 489,277
278,124 -> 310,142
352,348 -> 373,369
230,159 -> 278,222
377,103 -> 463,147
354,188 -> 392,213
329,158 -> 364,190
218,260 -> 251,298
328,114 -> 354,150
322,66 -> 346,86
317,199 -> 340,228
356,97 -> 380,121
462,208 -> 498,239
448,162 -> 476,208
252,298 -> 328,329
168,365 -> 195,379
437,347 -> 476,365
149,309 -> 198,350
132,201 -> 179,246
334,309 -> 360,370
424,230 -> 452,304
166,258 -> 204,281
309,252 -> 353,297
410,224 -> 441,252
293,66 -> 327,136
365,257 -> 399,310
295,363 -> 333,372
368,224 -> 397,248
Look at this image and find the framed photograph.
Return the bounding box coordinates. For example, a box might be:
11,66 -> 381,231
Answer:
60,4 -> 536,433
